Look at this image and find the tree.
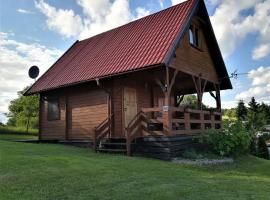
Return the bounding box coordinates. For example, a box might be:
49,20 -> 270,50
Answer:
247,97 -> 266,131
236,100 -> 247,121
7,87 -> 39,132
177,94 -> 207,109
223,108 -> 237,121
248,97 -> 259,113
257,136 -> 269,160
259,103 -> 270,124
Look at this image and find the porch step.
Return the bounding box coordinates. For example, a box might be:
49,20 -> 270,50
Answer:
97,138 -> 134,154
98,148 -> 127,153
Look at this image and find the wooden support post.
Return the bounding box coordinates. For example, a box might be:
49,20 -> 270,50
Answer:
215,84 -> 221,111
162,93 -> 172,135
200,112 -> 205,130
211,113 -> 215,129
192,76 -> 203,110
184,112 -> 190,131
162,66 -> 178,135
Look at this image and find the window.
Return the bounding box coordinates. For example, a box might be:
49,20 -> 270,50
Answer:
189,27 -> 194,45
47,98 -> 60,120
189,25 -> 201,49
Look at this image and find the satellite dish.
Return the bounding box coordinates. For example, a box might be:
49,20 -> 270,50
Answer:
28,66 -> 39,79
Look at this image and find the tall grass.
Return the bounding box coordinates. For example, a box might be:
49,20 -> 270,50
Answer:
0,126 -> 38,135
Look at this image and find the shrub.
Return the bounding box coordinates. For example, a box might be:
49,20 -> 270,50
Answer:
257,136 -> 269,160
200,122 -> 252,156
182,148 -> 203,159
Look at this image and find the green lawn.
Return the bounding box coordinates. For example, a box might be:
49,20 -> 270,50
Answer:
0,126 -> 38,135
0,134 -> 37,141
0,135 -> 270,200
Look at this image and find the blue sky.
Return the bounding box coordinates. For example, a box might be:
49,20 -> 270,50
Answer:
0,0 -> 270,123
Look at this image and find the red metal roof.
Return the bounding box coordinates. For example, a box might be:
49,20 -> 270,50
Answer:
27,0 -> 197,94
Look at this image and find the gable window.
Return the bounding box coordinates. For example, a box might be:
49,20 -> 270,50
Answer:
189,25 -> 201,49
47,98 -> 60,120
189,26 -> 194,45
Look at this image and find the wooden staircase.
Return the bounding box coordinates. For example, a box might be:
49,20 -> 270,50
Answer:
97,138 -> 129,154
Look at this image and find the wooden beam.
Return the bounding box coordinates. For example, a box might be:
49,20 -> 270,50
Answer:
155,78 -> 166,92
202,79 -> 207,94
176,95 -> 185,107
192,76 -> 199,93
216,84 -> 221,111
168,69 -> 179,92
166,66 -> 170,92
209,91 -> 217,100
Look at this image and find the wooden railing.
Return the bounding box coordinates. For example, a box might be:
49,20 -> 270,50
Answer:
125,111 -> 144,156
93,114 -> 113,152
125,107 -> 163,156
171,107 -> 221,135
125,106 -> 222,156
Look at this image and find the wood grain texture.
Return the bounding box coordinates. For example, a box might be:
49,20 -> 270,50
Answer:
170,18 -> 218,83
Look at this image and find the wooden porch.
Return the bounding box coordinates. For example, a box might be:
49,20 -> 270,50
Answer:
125,106 -> 221,156
93,66 -> 223,156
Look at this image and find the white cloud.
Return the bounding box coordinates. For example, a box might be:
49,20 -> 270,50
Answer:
210,0 -> 270,59
35,0 -> 151,40
248,66 -> 270,86
206,0 -> 221,6
159,0 -> 165,8
35,0 -> 83,38
252,43 -> 270,60
0,32 -> 62,123
17,9 -> 33,14
135,7 -> 151,19
171,0 -> 188,6
235,66 -> 270,103
221,100 -> 238,109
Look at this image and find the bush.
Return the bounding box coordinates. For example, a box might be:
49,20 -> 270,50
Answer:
257,136 -> 269,160
200,122 -> 252,156
182,148 -> 203,159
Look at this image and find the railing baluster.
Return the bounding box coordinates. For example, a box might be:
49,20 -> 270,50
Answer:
200,112 -> 205,130
93,114 -> 113,152
184,112 -> 190,132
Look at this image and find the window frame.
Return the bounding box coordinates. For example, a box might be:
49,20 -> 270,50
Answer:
47,97 -> 60,121
188,25 -> 202,51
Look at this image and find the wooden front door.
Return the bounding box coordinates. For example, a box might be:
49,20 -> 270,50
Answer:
123,87 -> 137,128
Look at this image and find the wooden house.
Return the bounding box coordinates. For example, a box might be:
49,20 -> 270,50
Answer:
25,0 -> 232,159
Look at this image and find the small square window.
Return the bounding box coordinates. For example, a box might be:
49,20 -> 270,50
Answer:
47,98 -> 60,120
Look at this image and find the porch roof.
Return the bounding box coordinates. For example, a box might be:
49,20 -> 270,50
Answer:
26,0 -> 232,95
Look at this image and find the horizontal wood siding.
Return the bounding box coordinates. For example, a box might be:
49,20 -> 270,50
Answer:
170,18 -> 218,83
68,89 -> 108,139
40,95 -> 66,140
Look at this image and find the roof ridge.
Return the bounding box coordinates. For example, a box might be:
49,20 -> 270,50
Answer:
79,0 -> 193,43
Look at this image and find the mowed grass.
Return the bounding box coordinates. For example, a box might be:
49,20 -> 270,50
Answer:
0,126 -> 38,135
0,134 -> 37,141
0,136 -> 270,200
